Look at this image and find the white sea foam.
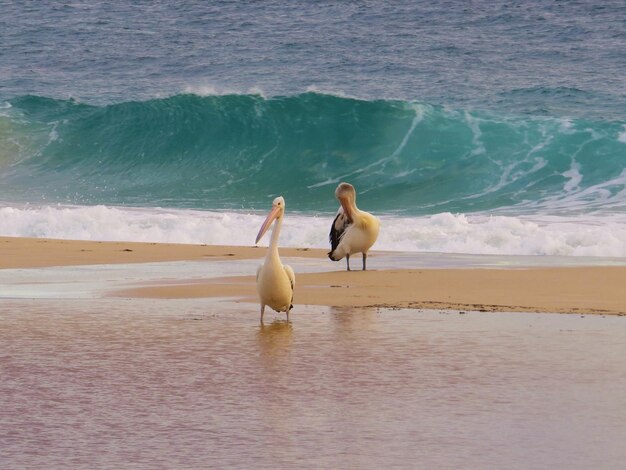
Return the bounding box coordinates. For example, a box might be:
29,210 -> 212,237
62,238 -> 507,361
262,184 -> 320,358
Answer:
389,102 -> 425,159
522,168 -> 626,213
618,124 -> 626,144
558,118 -> 575,134
304,85 -> 353,99
183,84 -> 266,97
562,161 -> 582,192
2,203 -> 626,257
48,121 -> 60,143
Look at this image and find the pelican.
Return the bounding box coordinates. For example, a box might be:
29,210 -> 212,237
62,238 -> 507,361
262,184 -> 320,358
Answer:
255,196 -> 295,323
328,182 -> 380,271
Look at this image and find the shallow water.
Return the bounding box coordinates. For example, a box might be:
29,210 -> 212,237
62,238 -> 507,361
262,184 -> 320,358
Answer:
2,252 -> 625,300
1,299 -> 625,469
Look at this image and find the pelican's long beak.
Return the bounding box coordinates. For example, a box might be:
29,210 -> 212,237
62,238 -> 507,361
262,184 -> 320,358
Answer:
255,205 -> 281,244
339,195 -> 353,221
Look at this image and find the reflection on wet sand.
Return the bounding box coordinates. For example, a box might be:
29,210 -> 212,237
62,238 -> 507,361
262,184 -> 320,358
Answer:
1,299 -> 626,469
255,320 -> 298,459
257,320 -> 294,360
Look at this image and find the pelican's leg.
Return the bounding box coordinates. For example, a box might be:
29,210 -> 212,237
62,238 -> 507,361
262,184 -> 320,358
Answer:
286,307 -> 290,322
346,254 -> 351,271
363,252 -> 367,271
260,304 -> 266,323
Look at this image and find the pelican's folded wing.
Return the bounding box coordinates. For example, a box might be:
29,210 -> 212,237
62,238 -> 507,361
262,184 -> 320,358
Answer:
283,264 -> 295,308
329,207 -> 351,252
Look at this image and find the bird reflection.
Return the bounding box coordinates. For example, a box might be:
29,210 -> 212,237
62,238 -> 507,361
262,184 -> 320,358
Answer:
257,320 -> 293,360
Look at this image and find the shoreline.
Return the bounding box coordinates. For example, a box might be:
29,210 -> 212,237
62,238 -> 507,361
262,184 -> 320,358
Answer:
2,236 -> 626,315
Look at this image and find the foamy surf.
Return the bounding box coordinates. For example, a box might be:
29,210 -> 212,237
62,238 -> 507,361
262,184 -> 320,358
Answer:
2,203 -> 626,257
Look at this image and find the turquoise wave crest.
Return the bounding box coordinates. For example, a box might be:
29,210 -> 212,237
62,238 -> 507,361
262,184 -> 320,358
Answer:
1,93 -> 625,214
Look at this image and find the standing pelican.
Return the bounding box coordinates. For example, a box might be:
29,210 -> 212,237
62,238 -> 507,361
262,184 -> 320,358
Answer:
255,196 -> 295,323
328,182 -> 380,271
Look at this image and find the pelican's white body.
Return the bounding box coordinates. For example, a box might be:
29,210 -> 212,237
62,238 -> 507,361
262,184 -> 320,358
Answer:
256,254 -> 294,313
329,182 -> 380,270
331,208 -> 380,261
255,196 -> 295,321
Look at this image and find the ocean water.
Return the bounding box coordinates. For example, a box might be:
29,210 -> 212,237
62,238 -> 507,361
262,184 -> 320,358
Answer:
1,1 -> 626,256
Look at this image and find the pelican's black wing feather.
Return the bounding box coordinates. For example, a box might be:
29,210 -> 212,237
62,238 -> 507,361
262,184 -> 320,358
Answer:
329,208 -> 351,253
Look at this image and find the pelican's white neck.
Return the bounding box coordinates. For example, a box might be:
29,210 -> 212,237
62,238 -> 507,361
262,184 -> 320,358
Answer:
266,215 -> 283,261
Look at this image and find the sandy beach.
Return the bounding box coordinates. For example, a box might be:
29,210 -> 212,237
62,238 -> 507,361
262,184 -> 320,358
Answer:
2,236 -> 625,315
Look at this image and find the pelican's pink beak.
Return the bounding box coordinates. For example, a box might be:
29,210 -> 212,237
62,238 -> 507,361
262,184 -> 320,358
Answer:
255,205 -> 281,244
338,195 -> 353,221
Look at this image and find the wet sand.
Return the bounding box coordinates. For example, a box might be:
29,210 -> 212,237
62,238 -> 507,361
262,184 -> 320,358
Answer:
2,300 -> 626,469
2,236 -> 626,315
0,235 -> 321,268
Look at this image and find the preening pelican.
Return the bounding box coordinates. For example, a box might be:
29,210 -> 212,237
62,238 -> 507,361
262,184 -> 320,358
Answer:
255,196 -> 295,323
328,182 -> 380,271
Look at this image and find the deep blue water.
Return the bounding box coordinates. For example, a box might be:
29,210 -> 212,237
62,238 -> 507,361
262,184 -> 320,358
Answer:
2,1 -> 625,118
